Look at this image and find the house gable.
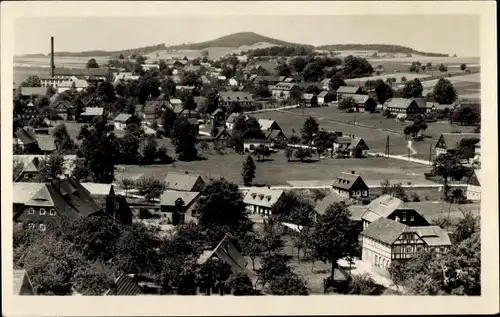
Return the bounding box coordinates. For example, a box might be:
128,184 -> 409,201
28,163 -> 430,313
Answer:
435,135 -> 447,150
351,176 -> 369,192
386,209 -> 430,227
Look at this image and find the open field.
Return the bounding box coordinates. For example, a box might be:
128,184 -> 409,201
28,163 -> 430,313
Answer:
14,56 -> 109,68
368,56 -> 480,65
254,107 -> 475,160
116,150 -> 431,186
345,72 -> 429,86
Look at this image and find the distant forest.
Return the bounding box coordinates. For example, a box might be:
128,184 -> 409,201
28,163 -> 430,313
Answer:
316,44 -> 449,57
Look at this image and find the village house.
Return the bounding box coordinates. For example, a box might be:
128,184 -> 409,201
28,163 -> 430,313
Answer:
12,177 -> 113,231
258,119 -> 282,132
51,100 -> 74,120
35,134 -> 57,154
225,113 -> 245,130
18,100 -> 41,121
466,169 -> 481,201
14,154 -> 77,182
360,217 -> 451,275
104,273 -> 144,296
360,195 -> 431,229
196,234 -> 257,295
113,113 -> 141,131
13,127 -> 39,154
13,269 -> 36,295
243,139 -> 274,152
383,98 -> 427,115
39,76 -> 71,88
164,172 -> 205,192
169,98 -> 183,111
425,102 -> 457,113
314,192 -> 366,232
219,91 -> 254,108
243,187 -> 285,216
317,91 -> 336,106
214,128 -> 232,147
332,171 -> 370,200
86,184 -> 134,225
135,103 -> 160,122
142,64 -> 160,71
336,86 -> 363,102
211,108 -> 226,123
300,93 -> 318,108
434,133 -> 480,157
270,82 -> 302,99
320,78 -> 331,91
265,129 -> 287,144
253,75 -> 281,87
113,72 -> 140,83
159,190 -> 201,225
350,95 -> 377,113
333,135 -> 370,157
79,107 -> 104,122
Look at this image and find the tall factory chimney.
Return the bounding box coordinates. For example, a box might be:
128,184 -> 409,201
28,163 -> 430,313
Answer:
50,37 -> 55,77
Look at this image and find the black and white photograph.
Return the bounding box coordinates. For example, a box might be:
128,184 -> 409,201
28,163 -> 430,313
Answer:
2,1 -> 498,316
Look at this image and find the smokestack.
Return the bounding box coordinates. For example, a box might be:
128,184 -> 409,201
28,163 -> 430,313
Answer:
50,37 -> 55,77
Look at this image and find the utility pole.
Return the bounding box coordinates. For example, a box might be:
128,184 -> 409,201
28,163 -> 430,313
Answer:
429,143 -> 432,166
385,135 -> 390,158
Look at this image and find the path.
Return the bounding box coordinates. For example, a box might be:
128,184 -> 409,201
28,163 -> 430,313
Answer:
368,152 -> 433,166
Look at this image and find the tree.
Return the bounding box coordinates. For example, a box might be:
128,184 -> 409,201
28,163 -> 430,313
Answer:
206,89 -> 220,114
182,94 -> 197,116
242,155 -> 256,186
252,145 -> 272,162
438,63 -> 448,72
303,60 -> 323,82
241,232 -> 264,270
97,81 -> 117,103
374,80 -> 393,105
433,78 -> 457,105
21,75 -> 41,87
338,96 -> 357,111
13,158 -> 25,181
402,78 -> 423,98
171,117 -> 199,161
161,106 -> 177,137
226,272 -> 256,295
329,74 -> 347,91
195,258 -> 232,294
432,153 -> 467,198
276,63 -> 292,77
460,63 -> 467,72
141,135 -> 159,164
257,253 -> 292,287
347,273 -> 382,295
301,116 -> 319,144
450,106 -> 480,126
193,179 -> 253,237
242,117 -> 265,140
135,176 -> 166,202
77,117 -> 120,183
284,147 -> 294,162
290,56 -> 307,73
119,123 -> 144,164
451,210 -> 479,244
120,178 -> 135,197
53,123 -> 76,154
267,272 -> 309,295
86,58 -> 99,69
294,147 -> 314,162
36,154 -> 65,182
311,203 -> 359,277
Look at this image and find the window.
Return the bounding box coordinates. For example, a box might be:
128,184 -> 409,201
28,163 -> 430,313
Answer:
406,246 -> 412,253
395,216 -> 399,222
402,215 -> 406,222
115,202 -> 120,209
24,173 -> 28,179
49,209 -> 56,216
28,208 -> 35,215
40,208 -> 46,215
410,216 -> 415,221
362,190 -> 367,196
40,224 -> 46,231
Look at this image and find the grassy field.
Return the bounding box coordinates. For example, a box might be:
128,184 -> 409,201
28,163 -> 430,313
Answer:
345,72 -> 429,86
253,107 -> 475,160
116,148 -> 431,186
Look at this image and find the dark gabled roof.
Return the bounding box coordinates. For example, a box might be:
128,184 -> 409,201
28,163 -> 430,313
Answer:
266,129 -> 286,140
347,137 -> 369,151
14,128 -> 38,145
13,269 -> 35,295
219,91 -> 253,102
467,169 -> 481,186
14,177 -> 103,222
360,195 -> 405,223
215,128 -> 231,139
332,172 -> 364,191
360,217 -> 409,245
385,98 -> 426,109
52,100 -> 74,110
436,133 -> 480,150
315,191 -> 345,215
105,273 -> 143,296
164,172 -> 204,191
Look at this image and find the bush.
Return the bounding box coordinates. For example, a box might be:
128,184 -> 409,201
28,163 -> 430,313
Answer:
411,193 -> 421,202
138,208 -> 160,219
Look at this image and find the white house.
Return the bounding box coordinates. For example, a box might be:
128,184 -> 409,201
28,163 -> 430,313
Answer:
113,114 -> 141,131
243,139 -> 274,152
243,187 -> 285,216
466,169 -> 481,201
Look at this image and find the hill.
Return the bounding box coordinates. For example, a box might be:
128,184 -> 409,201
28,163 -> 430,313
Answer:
315,44 -> 449,57
17,33 -> 448,58
165,32 -> 313,50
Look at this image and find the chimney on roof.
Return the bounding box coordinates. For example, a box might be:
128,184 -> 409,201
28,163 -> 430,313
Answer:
351,171 -> 355,175
268,185 -> 271,189
50,37 -> 55,77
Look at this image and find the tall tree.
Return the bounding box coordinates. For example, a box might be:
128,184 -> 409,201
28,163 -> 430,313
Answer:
432,153 -> 467,198
119,123 -> 144,164
268,272 -> 309,295
312,203 -> 359,277
171,117 -> 198,161
53,124 -> 76,154
77,117 -> 120,183
433,78 -> 458,104
242,155 -> 256,186
161,106 -> 178,137
21,75 -> 42,87
36,154 -> 65,182
402,78 -> 424,98
86,58 -> 99,69
460,63 -> 467,72
135,176 -> 166,202
301,116 -> 319,144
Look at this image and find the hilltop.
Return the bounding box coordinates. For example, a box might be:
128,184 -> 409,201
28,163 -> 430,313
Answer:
165,32 -> 313,50
17,32 -> 448,58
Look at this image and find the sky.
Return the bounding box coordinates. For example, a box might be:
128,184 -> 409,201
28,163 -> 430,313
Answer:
14,15 -> 480,57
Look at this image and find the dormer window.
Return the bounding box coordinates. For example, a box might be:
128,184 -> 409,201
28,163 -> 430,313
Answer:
251,193 -> 257,198
258,194 -> 264,200
266,195 -> 272,201
49,209 -> 56,216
